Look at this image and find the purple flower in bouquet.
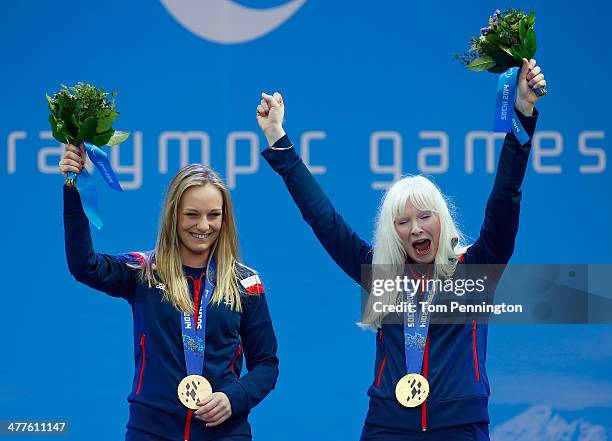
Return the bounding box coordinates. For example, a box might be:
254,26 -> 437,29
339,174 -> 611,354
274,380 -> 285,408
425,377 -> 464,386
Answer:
454,8 -> 537,74
491,9 -> 500,27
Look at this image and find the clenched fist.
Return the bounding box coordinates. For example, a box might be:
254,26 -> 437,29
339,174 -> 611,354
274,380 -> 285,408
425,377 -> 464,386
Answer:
256,92 -> 286,146
59,143 -> 86,177
515,58 -> 547,117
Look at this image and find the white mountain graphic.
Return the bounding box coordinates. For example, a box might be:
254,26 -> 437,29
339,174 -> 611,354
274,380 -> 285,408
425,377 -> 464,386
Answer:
491,405 -> 608,441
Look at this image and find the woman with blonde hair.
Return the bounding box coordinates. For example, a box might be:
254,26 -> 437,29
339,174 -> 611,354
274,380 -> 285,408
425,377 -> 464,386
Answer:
257,59 -> 545,441
60,151 -> 278,441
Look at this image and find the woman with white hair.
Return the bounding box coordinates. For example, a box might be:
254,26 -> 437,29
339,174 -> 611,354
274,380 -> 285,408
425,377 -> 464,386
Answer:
256,58 -> 545,440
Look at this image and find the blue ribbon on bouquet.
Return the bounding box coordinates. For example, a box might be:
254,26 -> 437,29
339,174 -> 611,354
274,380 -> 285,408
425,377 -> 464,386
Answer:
493,67 -> 531,145
67,142 -> 123,230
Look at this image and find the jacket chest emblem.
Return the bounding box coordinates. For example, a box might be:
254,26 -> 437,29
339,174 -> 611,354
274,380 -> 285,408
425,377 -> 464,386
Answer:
239,274 -> 264,295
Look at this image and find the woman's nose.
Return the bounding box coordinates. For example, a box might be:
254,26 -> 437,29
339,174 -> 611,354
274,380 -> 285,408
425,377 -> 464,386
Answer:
197,218 -> 209,231
411,223 -> 424,236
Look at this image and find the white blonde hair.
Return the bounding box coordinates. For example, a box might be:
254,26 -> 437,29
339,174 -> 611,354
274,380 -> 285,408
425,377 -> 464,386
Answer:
360,175 -> 468,328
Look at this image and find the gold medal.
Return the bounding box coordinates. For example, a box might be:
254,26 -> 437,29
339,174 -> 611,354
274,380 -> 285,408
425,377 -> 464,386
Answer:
395,373 -> 429,407
177,375 -> 212,410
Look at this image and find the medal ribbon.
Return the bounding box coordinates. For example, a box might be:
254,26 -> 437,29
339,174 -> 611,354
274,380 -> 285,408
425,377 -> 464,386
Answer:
403,270 -> 434,376
69,142 -> 123,230
181,257 -> 216,376
493,67 -> 531,146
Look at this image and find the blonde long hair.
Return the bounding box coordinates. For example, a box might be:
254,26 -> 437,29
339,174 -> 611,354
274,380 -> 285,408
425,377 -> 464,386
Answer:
140,164 -> 243,313
361,175 -> 468,328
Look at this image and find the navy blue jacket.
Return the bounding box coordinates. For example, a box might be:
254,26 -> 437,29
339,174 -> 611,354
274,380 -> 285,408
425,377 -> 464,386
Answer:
262,108 -> 537,431
64,187 -> 279,440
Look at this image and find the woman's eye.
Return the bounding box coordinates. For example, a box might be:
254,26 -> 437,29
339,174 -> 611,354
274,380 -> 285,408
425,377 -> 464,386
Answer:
421,215 -> 430,220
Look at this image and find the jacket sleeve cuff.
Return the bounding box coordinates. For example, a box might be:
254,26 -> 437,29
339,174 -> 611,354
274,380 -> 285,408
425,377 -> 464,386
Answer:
219,382 -> 250,416
514,106 -> 539,138
63,185 -> 86,216
261,135 -> 301,175
270,134 -> 293,150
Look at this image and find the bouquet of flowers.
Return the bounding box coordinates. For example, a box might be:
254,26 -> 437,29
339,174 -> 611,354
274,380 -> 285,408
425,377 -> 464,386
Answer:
454,8 -> 538,75
47,82 -> 130,185
47,82 -> 129,228
454,8 -> 546,144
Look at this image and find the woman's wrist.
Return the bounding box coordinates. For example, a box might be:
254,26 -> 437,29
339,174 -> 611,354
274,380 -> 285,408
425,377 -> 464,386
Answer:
515,100 -> 534,117
264,126 -> 286,146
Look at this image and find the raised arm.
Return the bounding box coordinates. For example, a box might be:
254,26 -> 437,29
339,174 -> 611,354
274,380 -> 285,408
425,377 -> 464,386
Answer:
60,145 -> 137,300
466,58 -> 546,264
256,93 -> 372,285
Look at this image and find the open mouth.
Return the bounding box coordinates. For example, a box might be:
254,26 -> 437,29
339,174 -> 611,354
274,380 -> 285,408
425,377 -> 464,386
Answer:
190,232 -> 212,241
412,239 -> 431,257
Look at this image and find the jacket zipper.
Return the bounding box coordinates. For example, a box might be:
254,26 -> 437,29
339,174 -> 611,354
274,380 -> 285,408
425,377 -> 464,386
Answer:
375,330 -> 386,387
472,320 -> 480,381
230,343 -> 243,378
184,410 -> 193,441
375,356 -> 387,388
421,336 -> 430,431
136,334 -> 146,395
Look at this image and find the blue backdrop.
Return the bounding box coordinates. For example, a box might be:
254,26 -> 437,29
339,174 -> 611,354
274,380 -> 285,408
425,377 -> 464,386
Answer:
1,1 -> 610,440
